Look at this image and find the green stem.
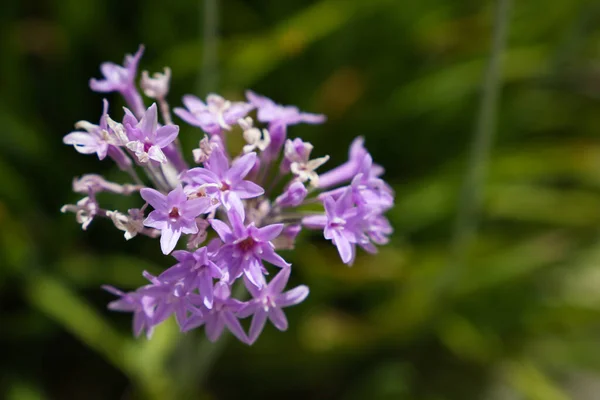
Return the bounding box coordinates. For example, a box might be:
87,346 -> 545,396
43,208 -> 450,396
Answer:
199,0 -> 219,95
445,0 -> 512,286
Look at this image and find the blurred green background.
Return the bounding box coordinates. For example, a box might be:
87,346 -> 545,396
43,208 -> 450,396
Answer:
2,0 -> 600,399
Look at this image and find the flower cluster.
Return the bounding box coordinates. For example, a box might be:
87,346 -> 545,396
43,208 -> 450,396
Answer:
62,46 -> 394,344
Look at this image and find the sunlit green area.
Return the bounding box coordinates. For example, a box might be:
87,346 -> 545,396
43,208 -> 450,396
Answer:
2,0 -> 600,399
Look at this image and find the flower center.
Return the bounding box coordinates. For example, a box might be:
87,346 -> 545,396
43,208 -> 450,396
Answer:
220,181 -> 231,191
329,217 -> 346,229
237,236 -> 256,252
168,207 -> 180,219
143,141 -> 152,153
262,296 -> 276,311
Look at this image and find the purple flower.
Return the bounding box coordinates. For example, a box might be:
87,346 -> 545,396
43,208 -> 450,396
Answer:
275,181 -> 308,208
246,90 -> 326,127
183,281 -> 249,343
174,94 -> 254,135
238,267 -> 309,344
183,146 -> 264,205
103,285 -> 156,339
139,271 -> 203,330
141,185 -> 211,254
63,99 -> 130,168
303,189 -> 360,265
210,195 -> 290,288
160,247 -> 223,308
90,46 -> 145,117
320,153 -> 394,210
318,137 -> 384,189
123,103 -> 179,164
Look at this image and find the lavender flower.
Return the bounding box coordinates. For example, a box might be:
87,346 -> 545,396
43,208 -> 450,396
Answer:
211,196 -> 289,288
318,136 -> 383,189
303,190 -> 360,265
183,146 -> 263,205
90,46 -> 145,117
160,247 -> 223,308
141,185 -> 211,254
239,267 -> 309,344
275,181 -> 308,208
246,90 -> 326,127
183,281 -> 249,343
103,285 -> 156,339
63,47 -> 394,345
63,100 -> 131,170
123,103 -> 179,164
174,94 -> 253,135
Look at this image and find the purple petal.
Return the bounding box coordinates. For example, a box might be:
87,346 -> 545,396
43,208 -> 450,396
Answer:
173,108 -> 205,128
233,180 -> 264,199
225,152 -> 256,183
102,285 -> 125,297
180,219 -> 200,235
224,195 -> 247,237
206,147 -> 229,177
133,311 -> 146,337
147,145 -> 167,164
140,188 -> 168,211
302,215 -> 327,229
213,281 -> 231,300
324,196 -> 336,219
174,304 -> 187,329
182,95 -> 206,112
90,78 -> 117,92
276,285 -> 309,307
160,225 -> 182,254
210,219 -> 233,243
155,125 -> 179,148
255,224 -> 283,242
244,258 -> 266,289
183,168 -> 220,185
237,301 -> 258,318
223,311 -> 249,344
182,314 -> 205,332
332,230 -> 354,264
198,272 -> 214,309
268,267 -> 291,294
242,276 -> 262,299
268,307 -> 288,331
182,197 -> 211,218
159,265 -> 188,282
138,103 -> 158,139
248,308 -> 268,344
143,211 -> 167,230
166,185 -> 187,205
153,303 -> 173,325
299,112 -> 326,124
223,102 -> 254,125
259,246 -> 291,268
245,90 -> 271,108
205,314 -> 225,342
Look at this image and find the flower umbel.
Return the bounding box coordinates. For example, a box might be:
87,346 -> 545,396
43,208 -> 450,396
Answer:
62,46 -> 394,344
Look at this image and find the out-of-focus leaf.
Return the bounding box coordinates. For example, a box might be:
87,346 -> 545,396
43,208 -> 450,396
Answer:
505,361 -> 570,400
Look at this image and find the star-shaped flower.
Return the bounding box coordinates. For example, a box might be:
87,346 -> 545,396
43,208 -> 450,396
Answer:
238,267 -> 309,344
141,185 -> 211,254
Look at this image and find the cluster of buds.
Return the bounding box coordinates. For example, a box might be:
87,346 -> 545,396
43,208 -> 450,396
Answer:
62,46 -> 394,343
